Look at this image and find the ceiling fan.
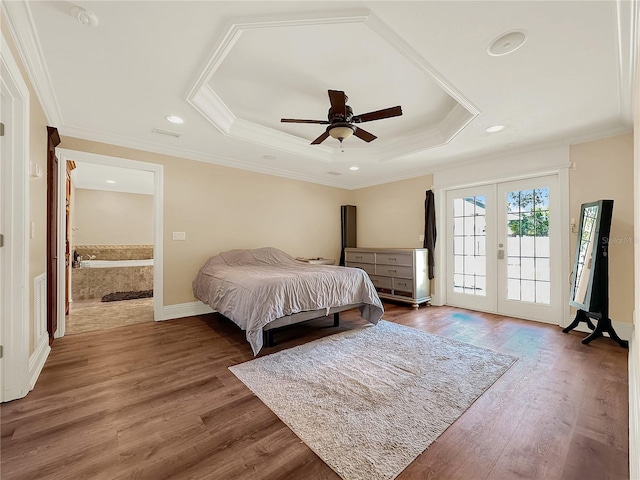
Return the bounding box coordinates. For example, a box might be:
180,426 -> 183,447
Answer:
281,90 -> 403,147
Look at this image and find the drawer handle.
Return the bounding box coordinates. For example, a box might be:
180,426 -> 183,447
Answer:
356,256 -> 362,259
389,257 -> 396,261
389,269 -> 396,273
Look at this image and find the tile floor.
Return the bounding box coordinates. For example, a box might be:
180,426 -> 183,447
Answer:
65,297 -> 154,335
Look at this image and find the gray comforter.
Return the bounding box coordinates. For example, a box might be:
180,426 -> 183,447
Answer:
192,247 -> 384,354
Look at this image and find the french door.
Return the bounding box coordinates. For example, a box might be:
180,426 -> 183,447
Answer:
446,175 -> 562,324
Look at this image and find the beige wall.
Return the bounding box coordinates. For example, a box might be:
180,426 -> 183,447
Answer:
72,189 -> 153,246
352,174 -> 434,248
570,133 -> 634,324
59,137 -> 352,305
3,17 -> 50,355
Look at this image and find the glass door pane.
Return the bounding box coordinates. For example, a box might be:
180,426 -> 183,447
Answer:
452,196 -> 487,295
446,186 -> 496,313
505,187 -> 550,304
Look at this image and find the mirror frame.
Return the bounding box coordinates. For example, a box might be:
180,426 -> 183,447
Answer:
569,200 -> 603,311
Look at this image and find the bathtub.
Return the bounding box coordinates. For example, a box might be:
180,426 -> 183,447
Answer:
80,259 -> 154,268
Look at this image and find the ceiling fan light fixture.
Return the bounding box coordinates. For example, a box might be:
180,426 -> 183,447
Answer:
328,125 -> 354,141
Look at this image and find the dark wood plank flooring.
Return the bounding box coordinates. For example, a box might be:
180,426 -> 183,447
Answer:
1,303 -> 629,480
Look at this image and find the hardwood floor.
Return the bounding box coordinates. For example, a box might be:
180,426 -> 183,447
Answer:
1,303 -> 629,480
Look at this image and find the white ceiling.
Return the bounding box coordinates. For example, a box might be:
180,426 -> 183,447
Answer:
71,162 -> 155,195
4,1 -> 637,189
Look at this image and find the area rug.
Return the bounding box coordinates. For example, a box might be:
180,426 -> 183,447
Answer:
229,320 -> 517,480
101,289 -> 153,302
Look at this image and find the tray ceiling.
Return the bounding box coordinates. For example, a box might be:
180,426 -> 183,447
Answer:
4,1 -> 636,188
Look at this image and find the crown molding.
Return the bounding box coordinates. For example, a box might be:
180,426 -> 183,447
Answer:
190,84 -> 235,134
363,12 -> 481,118
1,0 -> 63,126
231,119 -> 334,162
58,125 -> 350,189
187,9 -> 477,164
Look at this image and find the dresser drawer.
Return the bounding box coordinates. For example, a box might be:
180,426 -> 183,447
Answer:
376,253 -> 412,267
376,265 -> 413,278
393,277 -> 414,293
346,251 -> 375,264
368,275 -> 392,289
346,262 -> 375,275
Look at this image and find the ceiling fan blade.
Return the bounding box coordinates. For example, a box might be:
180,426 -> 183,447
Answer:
281,118 -> 329,124
353,106 -> 403,123
353,127 -> 377,143
311,130 -> 331,145
328,90 -> 347,117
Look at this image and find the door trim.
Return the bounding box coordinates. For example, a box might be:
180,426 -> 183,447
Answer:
1,31 -> 31,402
55,149 -> 164,333
46,127 -> 60,343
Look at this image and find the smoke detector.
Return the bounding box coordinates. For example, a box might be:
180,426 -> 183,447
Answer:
71,7 -> 99,27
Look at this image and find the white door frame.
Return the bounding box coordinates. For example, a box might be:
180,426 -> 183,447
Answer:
433,150 -> 571,327
55,149 -> 164,335
1,31 -> 31,402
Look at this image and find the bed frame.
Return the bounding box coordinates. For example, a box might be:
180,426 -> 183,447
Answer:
262,303 -> 362,347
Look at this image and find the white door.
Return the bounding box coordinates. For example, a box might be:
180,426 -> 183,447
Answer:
446,186 -> 496,312
446,175 -> 562,324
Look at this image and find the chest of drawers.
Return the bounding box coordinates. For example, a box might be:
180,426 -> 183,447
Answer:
344,247 -> 430,308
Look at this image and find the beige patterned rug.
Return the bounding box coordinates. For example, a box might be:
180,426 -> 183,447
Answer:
229,320 -> 517,480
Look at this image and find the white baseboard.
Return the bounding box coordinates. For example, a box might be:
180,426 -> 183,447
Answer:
630,330 -> 640,480
158,301 -> 213,321
29,335 -> 50,390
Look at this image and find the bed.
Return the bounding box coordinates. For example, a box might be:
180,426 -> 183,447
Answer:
192,247 -> 384,354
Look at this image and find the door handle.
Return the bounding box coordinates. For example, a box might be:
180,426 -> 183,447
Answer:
497,249 -> 505,260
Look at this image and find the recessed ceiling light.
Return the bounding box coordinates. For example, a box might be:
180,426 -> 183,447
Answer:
105,180 -> 116,184
349,166 -> 359,171
485,125 -> 506,133
488,30 -> 527,56
166,115 -> 184,124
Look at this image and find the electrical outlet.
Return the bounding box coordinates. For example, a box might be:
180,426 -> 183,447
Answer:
172,231 -> 186,241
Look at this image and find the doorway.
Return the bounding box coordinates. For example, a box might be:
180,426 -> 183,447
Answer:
445,174 -> 563,324
55,149 -> 164,338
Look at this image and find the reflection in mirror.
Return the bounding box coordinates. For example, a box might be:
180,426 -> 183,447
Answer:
572,205 -> 598,303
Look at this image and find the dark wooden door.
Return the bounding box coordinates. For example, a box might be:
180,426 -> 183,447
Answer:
64,161 -> 75,315
47,127 -> 61,344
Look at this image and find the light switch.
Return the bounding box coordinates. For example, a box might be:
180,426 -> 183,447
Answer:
172,231 -> 186,241
418,234 -> 424,242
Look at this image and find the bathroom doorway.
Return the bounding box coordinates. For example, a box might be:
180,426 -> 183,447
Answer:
55,150 -> 163,336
